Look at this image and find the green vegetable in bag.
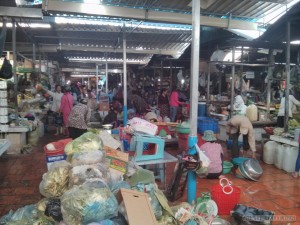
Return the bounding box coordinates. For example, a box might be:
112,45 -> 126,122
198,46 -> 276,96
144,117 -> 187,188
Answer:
65,132 -> 103,156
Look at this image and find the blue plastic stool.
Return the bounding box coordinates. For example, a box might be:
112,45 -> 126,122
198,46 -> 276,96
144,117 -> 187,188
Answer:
130,133 -> 165,161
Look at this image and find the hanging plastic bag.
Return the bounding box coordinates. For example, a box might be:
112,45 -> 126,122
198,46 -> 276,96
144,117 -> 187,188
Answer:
64,132 -> 103,156
69,164 -> 111,188
71,150 -> 105,167
0,57 -> 13,79
61,179 -> 119,225
39,163 -> 71,198
194,144 -> 210,178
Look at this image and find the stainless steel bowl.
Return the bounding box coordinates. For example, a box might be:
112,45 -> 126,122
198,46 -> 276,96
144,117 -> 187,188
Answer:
241,159 -> 263,181
102,124 -> 113,129
211,218 -> 231,225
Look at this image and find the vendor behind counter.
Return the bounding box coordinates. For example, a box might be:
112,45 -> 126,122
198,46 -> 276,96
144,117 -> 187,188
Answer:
277,89 -> 300,128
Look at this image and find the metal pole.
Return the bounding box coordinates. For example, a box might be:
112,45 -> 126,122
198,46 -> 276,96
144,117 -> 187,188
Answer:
230,46 -> 236,118
207,63 -> 210,101
12,21 -> 19,125
123,23 -> 128,125
187,0 -> 200,204
96,64 -> 99,101
38,53 -> 41,82
170,61 -> 173,90
284,21 -> 290,132
32,43 -> 36,71
266,49 -> 274,119
160,60 -> 163,90
106,62 -> 108,94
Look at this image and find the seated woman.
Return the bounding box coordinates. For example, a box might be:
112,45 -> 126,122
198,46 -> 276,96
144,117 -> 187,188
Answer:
200,130 -> 224,179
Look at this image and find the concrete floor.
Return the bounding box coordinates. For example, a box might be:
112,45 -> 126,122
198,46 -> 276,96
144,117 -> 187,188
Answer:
0,132 -> 299,225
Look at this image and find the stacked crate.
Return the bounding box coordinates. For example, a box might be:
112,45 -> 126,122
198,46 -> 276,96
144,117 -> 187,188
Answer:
0,81 -> 9,132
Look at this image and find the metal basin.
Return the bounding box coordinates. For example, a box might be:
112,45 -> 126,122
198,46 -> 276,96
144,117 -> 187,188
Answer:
102,124 -> 113,129
211,218 -> 231,225
241,159 -> 263,181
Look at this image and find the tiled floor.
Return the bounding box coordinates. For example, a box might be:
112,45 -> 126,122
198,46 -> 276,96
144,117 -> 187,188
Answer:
0,134 -> 300,225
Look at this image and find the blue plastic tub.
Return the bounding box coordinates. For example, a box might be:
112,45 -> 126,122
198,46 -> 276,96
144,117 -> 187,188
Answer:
197,117 -> 219,134
232,157 -> 250,166
198,103 -> 206,117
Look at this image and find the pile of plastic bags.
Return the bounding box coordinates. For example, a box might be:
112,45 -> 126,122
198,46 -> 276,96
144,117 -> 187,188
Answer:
0,131 -> 211,225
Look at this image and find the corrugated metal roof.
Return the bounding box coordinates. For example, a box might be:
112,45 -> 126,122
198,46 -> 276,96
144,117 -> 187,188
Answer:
3,0 -> 299,69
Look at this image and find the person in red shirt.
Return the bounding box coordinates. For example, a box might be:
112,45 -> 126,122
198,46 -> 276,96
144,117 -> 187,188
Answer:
169,86 -> 184,122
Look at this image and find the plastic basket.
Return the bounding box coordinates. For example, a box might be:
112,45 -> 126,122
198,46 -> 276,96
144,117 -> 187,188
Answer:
44,142 -> 65,156
197,117 -> 219,134
211,184 -> 241,215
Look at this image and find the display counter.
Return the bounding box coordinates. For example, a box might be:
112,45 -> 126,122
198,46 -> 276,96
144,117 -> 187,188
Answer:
270,135 -> 298,147
218,120 -> 276,142
5,126 -> 29,154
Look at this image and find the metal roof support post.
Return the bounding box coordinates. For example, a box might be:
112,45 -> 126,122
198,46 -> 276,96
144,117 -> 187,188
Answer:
266,49 -> 274,119
187,0 -> 200,204
284,21 -> 291,132
32,43 -> 36,71
207,63 -> 210,101
105,62 -> 108,94
123,24 -> 128,126
230,46 -> 236,118
12,20 -> 19,125
96,64 -> 99,101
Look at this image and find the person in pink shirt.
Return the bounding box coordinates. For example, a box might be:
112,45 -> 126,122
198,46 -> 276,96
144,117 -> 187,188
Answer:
169,86 -> 184,122
200,130 -> 224,179
60,85 -> 74,137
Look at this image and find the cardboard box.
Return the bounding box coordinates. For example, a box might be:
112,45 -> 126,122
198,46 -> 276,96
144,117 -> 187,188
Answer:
105,148 -> 129,174
117,189 -> 158,225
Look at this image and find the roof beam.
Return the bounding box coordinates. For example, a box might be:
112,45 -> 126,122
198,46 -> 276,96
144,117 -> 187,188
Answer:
4,43 -> 180,55
0,6 -> 42,19
43,0 -> 258,30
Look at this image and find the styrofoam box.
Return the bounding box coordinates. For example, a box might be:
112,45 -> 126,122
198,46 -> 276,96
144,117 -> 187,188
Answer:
0,81 -> 7,89
0,116 -> 9,124
0,99 -> 8,107
0,91 -> 7,98
46,154 -> 67,170
0,125 -> 9,132
0,108 -> 8,116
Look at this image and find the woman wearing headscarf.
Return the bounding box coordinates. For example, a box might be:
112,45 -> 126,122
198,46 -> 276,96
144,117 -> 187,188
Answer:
60,85 -> 74,137
226,115 -> 256,159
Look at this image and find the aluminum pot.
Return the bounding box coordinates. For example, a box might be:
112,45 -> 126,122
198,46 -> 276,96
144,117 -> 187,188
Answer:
240,159 -> 263,181
211,218 -> 231,225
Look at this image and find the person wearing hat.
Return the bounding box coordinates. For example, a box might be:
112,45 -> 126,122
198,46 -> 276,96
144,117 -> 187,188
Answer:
68,98 -> 91,139
60,85 -> 74,137
226,115 -> 256,159
200,130 -> 224,179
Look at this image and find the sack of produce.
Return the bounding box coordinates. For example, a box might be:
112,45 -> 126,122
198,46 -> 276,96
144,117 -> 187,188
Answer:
71,150 -> 105,167
108,181 -> 131,197
39,162 -> 71,198
61,179 -> 119,225
0,204 -> 55,225
64,132 -> 103,156
69,164 -> 111,187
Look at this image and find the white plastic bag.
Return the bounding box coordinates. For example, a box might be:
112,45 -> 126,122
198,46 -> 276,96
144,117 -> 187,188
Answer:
127,117 -> 158,135
195,144 -> 211,167
71,150 -> 105,167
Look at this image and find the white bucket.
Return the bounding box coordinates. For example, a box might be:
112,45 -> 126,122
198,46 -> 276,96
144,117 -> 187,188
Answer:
282,146 -> 298,173
274,144 -> 285,169
263,141 -> 278,164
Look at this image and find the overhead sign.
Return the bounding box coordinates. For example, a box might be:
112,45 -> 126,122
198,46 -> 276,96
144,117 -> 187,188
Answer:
245,71 -> 255,79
